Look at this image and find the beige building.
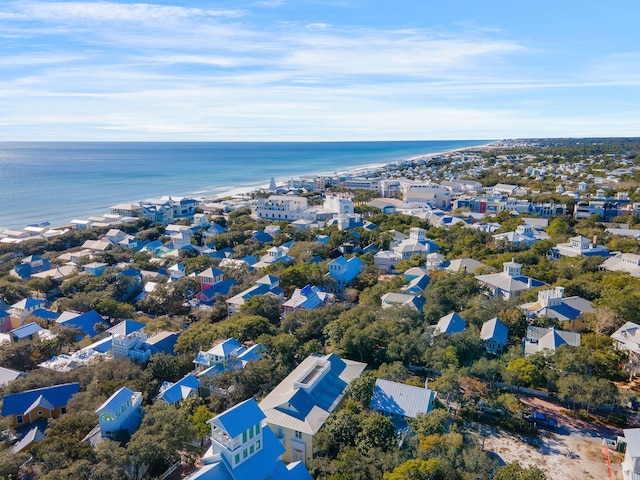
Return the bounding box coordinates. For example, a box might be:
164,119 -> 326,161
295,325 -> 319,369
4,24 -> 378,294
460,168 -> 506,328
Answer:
258,354 -> 366,466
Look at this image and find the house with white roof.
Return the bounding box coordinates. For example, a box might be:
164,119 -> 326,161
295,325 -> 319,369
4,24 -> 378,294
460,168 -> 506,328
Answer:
519,287 -> 594,332
611,322 -> 640,379
369,378 -> 436,428
256,195 -> 309,221
480,317 -> 509,355
380,292 -> 425,311
476,259 -> 546,300
551,235 -> 609,259
258,353 -> 366,466
523,326 -> 580,356
184,398 -> 312,480
434,312 -> 467,336
622,428 -> 640,480
601,253 -> 640,278
492,224 -> 547,249
444,257 -> 486,275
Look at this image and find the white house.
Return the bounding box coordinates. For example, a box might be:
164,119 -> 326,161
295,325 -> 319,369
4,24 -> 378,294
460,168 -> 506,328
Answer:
256,195 -> 309,221
476,259 -> 545,300
480,317 -> 509,355
551,235 -> 609,259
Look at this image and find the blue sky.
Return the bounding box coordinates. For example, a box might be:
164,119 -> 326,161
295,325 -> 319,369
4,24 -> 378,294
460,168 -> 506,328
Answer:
1,0 -> 639,141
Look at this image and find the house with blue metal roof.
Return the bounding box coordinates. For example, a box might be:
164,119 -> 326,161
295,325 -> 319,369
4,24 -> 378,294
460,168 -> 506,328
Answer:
9,297 -> 44,321
480,317 -> 509,355
11,255 -> 52,280
369,378 -> 437,429
1,382 -> 79,429
157,374 -> 201,405
183,398 -> 312,480
226,275 -> 284,315
519,286 -> 594,332
57,309 -> 109,339
259,353 -> 366,466
10,322 -> 51,343
194,339 -> 265,382
434,312 -> 467,336
283,285 -> 332,315
327,256 -> 365,292
94,387 -> 142,440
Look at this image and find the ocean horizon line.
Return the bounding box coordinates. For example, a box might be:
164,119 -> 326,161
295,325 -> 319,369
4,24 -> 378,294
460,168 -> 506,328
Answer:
0,140 -> 492,231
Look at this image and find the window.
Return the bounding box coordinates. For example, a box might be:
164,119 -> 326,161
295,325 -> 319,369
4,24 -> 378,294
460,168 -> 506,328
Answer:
250,445 -> 254,454
235,454 -> 240,465
243,449 -> 247,459
243,431 -> 247,442
295,430 -> 303,439
0,317 -> 4,324
16,415 -> 23,424
256,440 -> 261,450
256,424 -> 260,434
37,411 -> 43,416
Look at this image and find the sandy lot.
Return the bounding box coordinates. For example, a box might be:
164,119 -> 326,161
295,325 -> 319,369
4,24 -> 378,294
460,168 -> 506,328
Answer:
479,396 -> 626,480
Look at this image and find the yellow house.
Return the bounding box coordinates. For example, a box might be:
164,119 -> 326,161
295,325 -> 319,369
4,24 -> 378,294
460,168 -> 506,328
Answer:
258,354 -> 366,466
1,382 -> 79,429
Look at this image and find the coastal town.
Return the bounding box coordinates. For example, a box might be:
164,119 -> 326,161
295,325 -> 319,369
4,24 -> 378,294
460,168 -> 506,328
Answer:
2,138 -> 640,479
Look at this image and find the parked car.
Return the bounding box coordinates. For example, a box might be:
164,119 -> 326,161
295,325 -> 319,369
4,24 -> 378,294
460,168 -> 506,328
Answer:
523,411 -> 559,429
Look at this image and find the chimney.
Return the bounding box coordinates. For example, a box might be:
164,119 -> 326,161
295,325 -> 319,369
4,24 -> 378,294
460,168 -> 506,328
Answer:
527,277 -> 533,288
593,234 -> 598,246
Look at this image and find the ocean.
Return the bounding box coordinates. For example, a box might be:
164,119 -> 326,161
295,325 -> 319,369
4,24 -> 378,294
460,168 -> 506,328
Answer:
0,140 -> 490,231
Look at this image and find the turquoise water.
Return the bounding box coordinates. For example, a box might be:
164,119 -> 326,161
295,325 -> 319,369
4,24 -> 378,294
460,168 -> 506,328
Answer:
0,140 -> 489,230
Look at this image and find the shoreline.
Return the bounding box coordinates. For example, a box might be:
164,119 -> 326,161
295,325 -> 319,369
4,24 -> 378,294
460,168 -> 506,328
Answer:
1,141 -> 496,234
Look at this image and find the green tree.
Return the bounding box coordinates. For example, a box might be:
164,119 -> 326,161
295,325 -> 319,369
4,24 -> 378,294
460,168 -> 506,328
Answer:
127,403 -> 195,479
494,462 -> 548,480
357,413 -> 396,452
384,458 -> 444,480
240,295 -> 282,324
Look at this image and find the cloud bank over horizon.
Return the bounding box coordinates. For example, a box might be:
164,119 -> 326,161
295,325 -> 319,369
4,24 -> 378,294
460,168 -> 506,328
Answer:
1,0 -> 639,141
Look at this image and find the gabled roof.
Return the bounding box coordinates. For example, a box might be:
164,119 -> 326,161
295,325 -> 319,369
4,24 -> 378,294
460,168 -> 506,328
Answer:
435,312 -> 467,335
12,425 -> 46,453
0,366 -> 25,387
107,319 -> 146,336
97,387 -> 137,415
199,267 -> 225,279
157,375 -> 200,405
58,309 -> 108,338
259,354 -> 366,435
11,297 -> 44,310
11,322 -> 43,339
369,379 -> 435,419
208,338 -> 242,357
209,398 -> 265,438
480,317 -> 509,345
1,383 -> 80,416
